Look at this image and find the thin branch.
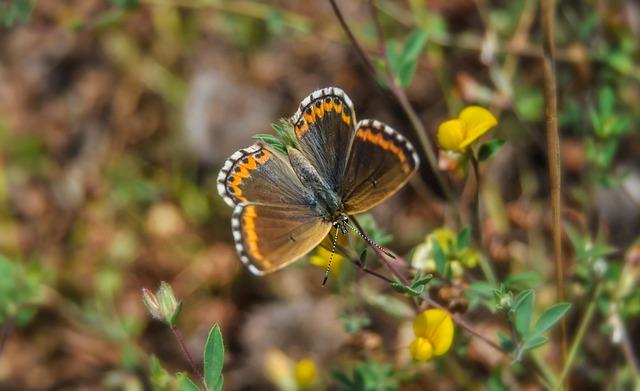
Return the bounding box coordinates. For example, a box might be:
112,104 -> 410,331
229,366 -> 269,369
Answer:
0,319 -> 14,356
170,324 -> 204,384
327,0 -> 378,78
553,283 -> 603,390
541,0 -> 567,376
468,150 -> 482,243
327,0 -> 458,217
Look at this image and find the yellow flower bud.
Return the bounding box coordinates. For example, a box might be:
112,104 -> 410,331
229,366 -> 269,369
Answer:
411,309 -> 454,358
310,246 -> 344,277
437,106 -> 497,152
409,337 -> 434,362
294,358 -> 317,389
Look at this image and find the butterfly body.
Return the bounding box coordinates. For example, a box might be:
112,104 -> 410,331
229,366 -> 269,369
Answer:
218,87 -> 420,275
286,146 -> 344,222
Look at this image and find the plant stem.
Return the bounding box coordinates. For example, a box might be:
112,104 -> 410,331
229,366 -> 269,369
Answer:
367,1 -> 457,212
170,324 -> 204,384
468,149 -> 482,243
553,283 -> 603,390
327,0 -> 459,222
541,0 -> 567,376
0,318 -> 13,356
347,220 -> 556,388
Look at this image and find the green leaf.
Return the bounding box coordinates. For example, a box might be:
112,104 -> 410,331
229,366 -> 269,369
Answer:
359,248 -> 368,267
402,30 -> 429,61
531,303 -> 571,337
204,324 -> 224,391
432,239 -> 447,276
394,29 -> 429,88
513,290 -> 534,337
391,281 -> 424,296
477,139 -> 506,161
496,331 -> 515,353
253,134 -> 287,154
456,227 -> 471,251
176,373 -> 200,391
411,273 -> 433,288
504,272 -> 541,289
519,335 -> 548,357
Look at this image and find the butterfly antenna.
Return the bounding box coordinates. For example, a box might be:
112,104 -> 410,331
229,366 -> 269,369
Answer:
322,227 -> 340,286
345,221 -> 396,259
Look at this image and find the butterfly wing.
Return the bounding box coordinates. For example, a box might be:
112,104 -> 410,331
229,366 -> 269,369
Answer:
342,119 -> 420,214
290,87 -> 356,193
217,143 -> 330,275
232,203 -> 331,275
217,143 -> 313,207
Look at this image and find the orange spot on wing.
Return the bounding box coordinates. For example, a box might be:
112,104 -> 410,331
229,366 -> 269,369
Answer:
313,104 -> 324,118
356,128 -> 411,174
341,112 -> 352,126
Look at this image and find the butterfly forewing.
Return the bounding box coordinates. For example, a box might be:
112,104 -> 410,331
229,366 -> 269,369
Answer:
217,143 -> 312,207
232,203 -> 331,275
341,119 -> 420,214
290,87 -> 356,193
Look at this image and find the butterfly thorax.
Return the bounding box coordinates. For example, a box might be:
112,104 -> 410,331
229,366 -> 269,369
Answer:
287,146 -> 344,221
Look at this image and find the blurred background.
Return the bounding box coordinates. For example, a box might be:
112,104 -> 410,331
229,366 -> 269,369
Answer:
0,0 -> 639,390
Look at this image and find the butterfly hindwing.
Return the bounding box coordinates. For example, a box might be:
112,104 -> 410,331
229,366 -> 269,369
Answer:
290,87 -> 356,193
342,119 -> 419,214
217,143 -> 312,207
231,203 -> 331,275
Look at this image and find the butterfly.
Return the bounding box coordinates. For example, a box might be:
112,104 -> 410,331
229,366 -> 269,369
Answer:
217,87 -> 419,275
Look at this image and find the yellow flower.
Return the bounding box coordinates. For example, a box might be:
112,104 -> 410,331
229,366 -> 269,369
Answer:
294,358 -> 317,389
409,309 -> 454,362
437,106 -> 497,152
411,228 -> 456,272
310,246 -> 344,277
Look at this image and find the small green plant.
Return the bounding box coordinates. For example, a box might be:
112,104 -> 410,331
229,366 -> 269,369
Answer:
143,282 -> 225,391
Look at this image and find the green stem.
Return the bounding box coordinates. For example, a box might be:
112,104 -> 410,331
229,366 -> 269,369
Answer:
553,283 -> 603,390
468,149 -> 482,243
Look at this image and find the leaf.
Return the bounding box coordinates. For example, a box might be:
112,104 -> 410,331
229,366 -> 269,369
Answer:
513,290 -> 534,337
519,335 -> 548,357
359,248 -> 368,267
214,375 -> 224,391
402,30 -> 429,61
496,331 -> 515,353
456,227 -> 471,251
411,273 -> 433,288
504,272 -> 541,289
390,281 -> 424,296
397,29 -> 428,88
252,134 -> 287,154
531,303 -> 571,337
176,373 -> 200,391
432,239 -> 447,276
477,139 -> 506,161
204,324 -> 224,391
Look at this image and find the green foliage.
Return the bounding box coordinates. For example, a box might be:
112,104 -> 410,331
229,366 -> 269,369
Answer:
386,29 -> 428,88
0,0 -> 33,27
390,272 -> 432,297
110,0 -> 139,9
332,360 -> 398,391
0,255 -> 43,325
340,312 -> 372,333
254,119 -> 296,154
477,139 -> 506,161
204,324 -> 225,391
